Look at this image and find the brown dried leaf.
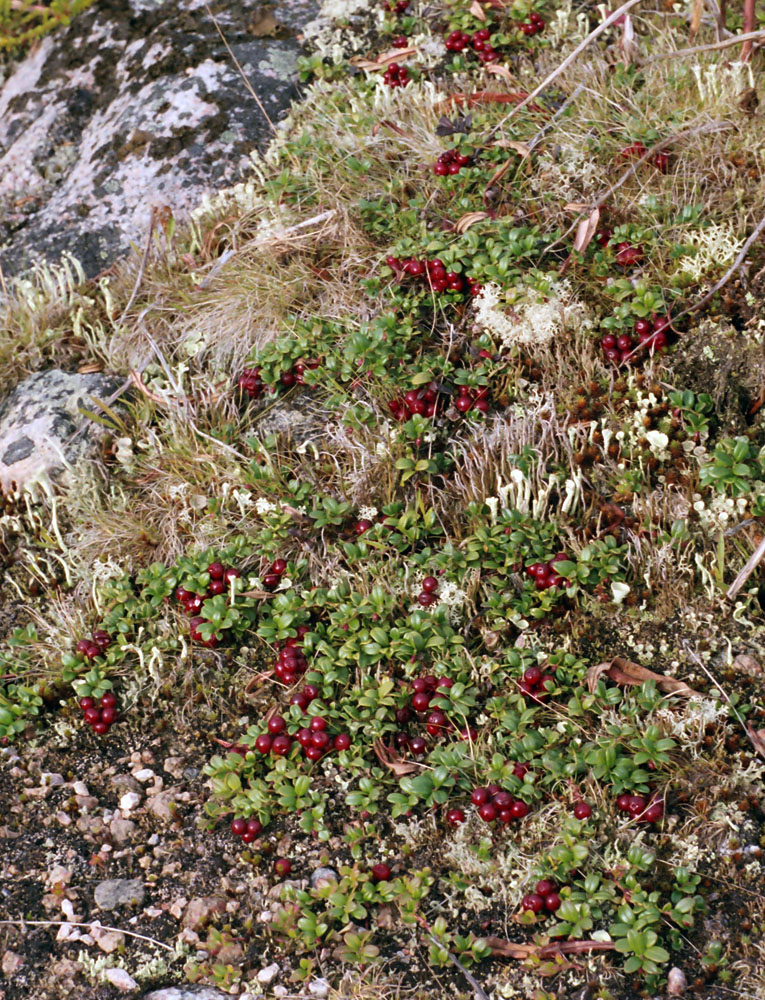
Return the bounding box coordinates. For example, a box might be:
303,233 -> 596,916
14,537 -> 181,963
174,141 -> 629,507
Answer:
689,0 -> 703,38
373,739 -> 419,776
351,47 -> 417,69
563,201 -> 590,212
573,207 -> 600,254
484,63 -> 514,83
437,91 -> 536,111
746,725 -> 765,759
586,657 -> 700,697
486,936 -> 616,959
455,211 -> 491,234
470,0 -> 487,20
374,119 -> 412,138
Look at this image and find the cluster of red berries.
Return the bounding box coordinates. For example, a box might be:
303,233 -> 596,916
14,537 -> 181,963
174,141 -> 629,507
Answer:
519,11 -> 546,34
76,630 -> 112,661
393,675 -> 477,756
237,366 -> 264,400
384,0 -> 409,12
620,141 -> 670,173
385,255 -> 483,296
263,557 -> 288,591
383,62 -> 410,87
444,27 -> 500,62
391,34 -> 409,47
272,627 -> 311,684
453,384 -> 489,414
254,712 -> 352,763
230,816 -> 263,843
79,691 -> 118,736
616,791 -> 664,824
176,562 -> 242,648
516,665 -> 556,701
416,575 -> 440,607
277,358 -> 320,389
471,783 -> 531,824
526,552 -> 568,591
522,879 -> 563,914
600,315 -> 671,366
388,382 -> 489,423
433,147 -> 471,176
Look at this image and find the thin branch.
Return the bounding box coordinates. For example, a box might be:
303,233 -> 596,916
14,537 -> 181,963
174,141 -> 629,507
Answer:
646,27 -> 765,59
726,535 -> 765,600
491,0 -> 645,133
205,3 -> 276,132
0,919 -> 177,952
118,206 -> 158,324
671,212 -> 765,325
527,83 -> 585,151
682,642 -> 761,758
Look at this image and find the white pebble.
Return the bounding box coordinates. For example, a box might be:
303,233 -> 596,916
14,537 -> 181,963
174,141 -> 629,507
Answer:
257,962 -> 280,984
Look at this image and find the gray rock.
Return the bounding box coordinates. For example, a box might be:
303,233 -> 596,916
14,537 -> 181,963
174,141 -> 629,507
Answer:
94,877 -> 145,911
0,369 -> 123,493
142,989 -> 232,1000
310,866 -> 338,889
0,0 -> 318,279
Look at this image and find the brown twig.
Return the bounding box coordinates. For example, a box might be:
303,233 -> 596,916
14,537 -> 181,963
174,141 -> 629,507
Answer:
205,3 -> 276,131
645,27 -> 765,59
415,918 -> 490,1000
670,212 -> 765,326
741,0 -> 756,60
490,0 -> 645,134
726,535 -> 765,600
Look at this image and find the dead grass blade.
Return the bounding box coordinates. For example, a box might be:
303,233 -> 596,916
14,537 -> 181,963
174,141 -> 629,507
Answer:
454,211 -> 491,233
470,0 -> 486,20
352,48 -> 418,69
486,936 -> 616,959
373,738 -> 419,775
437,91 -> 535,111
485,63 -> 514,83
586,656 -> 700,696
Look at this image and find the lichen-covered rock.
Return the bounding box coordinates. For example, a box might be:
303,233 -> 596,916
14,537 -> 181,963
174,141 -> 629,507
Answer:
93,877 -> 145,911
0,369 -> 124,494
0,0 -> 318,278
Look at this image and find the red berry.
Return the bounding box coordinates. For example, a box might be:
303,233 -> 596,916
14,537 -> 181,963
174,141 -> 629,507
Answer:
601,334 -> 617,351
634,318 -> 652,336
411,692 -> 432,713
418,592 -> 436,606
207,562 -> 225,579
510,800 -> 529,819
523,666 -> 542,686
289,691 -> 309,711
493,791 -> 513,809
616,793 -> 632,812
79,697 -> 95,711
355,519 -> 373,535
309,716 -> 327,731
271,734 -> 292,756
268,715 -> 287,735
231,818 -> 246,837
93,721 -> 110,736
311,730 -> 330,750
247,818 -> 263,837
296,728 -> 313,748
84,707 -> 101,726
513,762 -> 528,780
99,692 -> 117,708
536,879 -> 556,896
409,736 -> 427,755
101,706 -> 118,725
334,733 -> 351,751
274,858 -> 292,877
223,567 -> 241,583
425,710 -> 448,736
263,573 -> 281,588
616,334 -> 633,352
471,787 -> 490,806
446,808 -> 465,826
255,733 -> 273,754
522,893 -> 544,913
478,802 -> 497,822
371,863 -> 391,881
304,745 -> 324,761
642,801 -> 664,823
573,801 -> 592,819
544,892 -> 562,912
421,576 -> 438,594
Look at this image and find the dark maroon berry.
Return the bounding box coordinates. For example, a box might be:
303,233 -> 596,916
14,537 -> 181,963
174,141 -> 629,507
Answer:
93,721 -> 110,736
409,736 -> 427,755
371,863 -> 391,881
79,697 -> 95,711
573,801 -> 592,819
446,807 -> 465,826
101,706 -> 118,725
208,562 -> 225,579
421,576 -> 438,593
536,880 -> 556,896
478,802 -> 497,823
334,733 -> 351,751
246,818 -> 263,837
100,692 -> 117,709
255,733 -> 273,754
522,893 -> 544,913
274,858 -> 292,877
544,892 -> 561,912
231,818 -> 246,837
